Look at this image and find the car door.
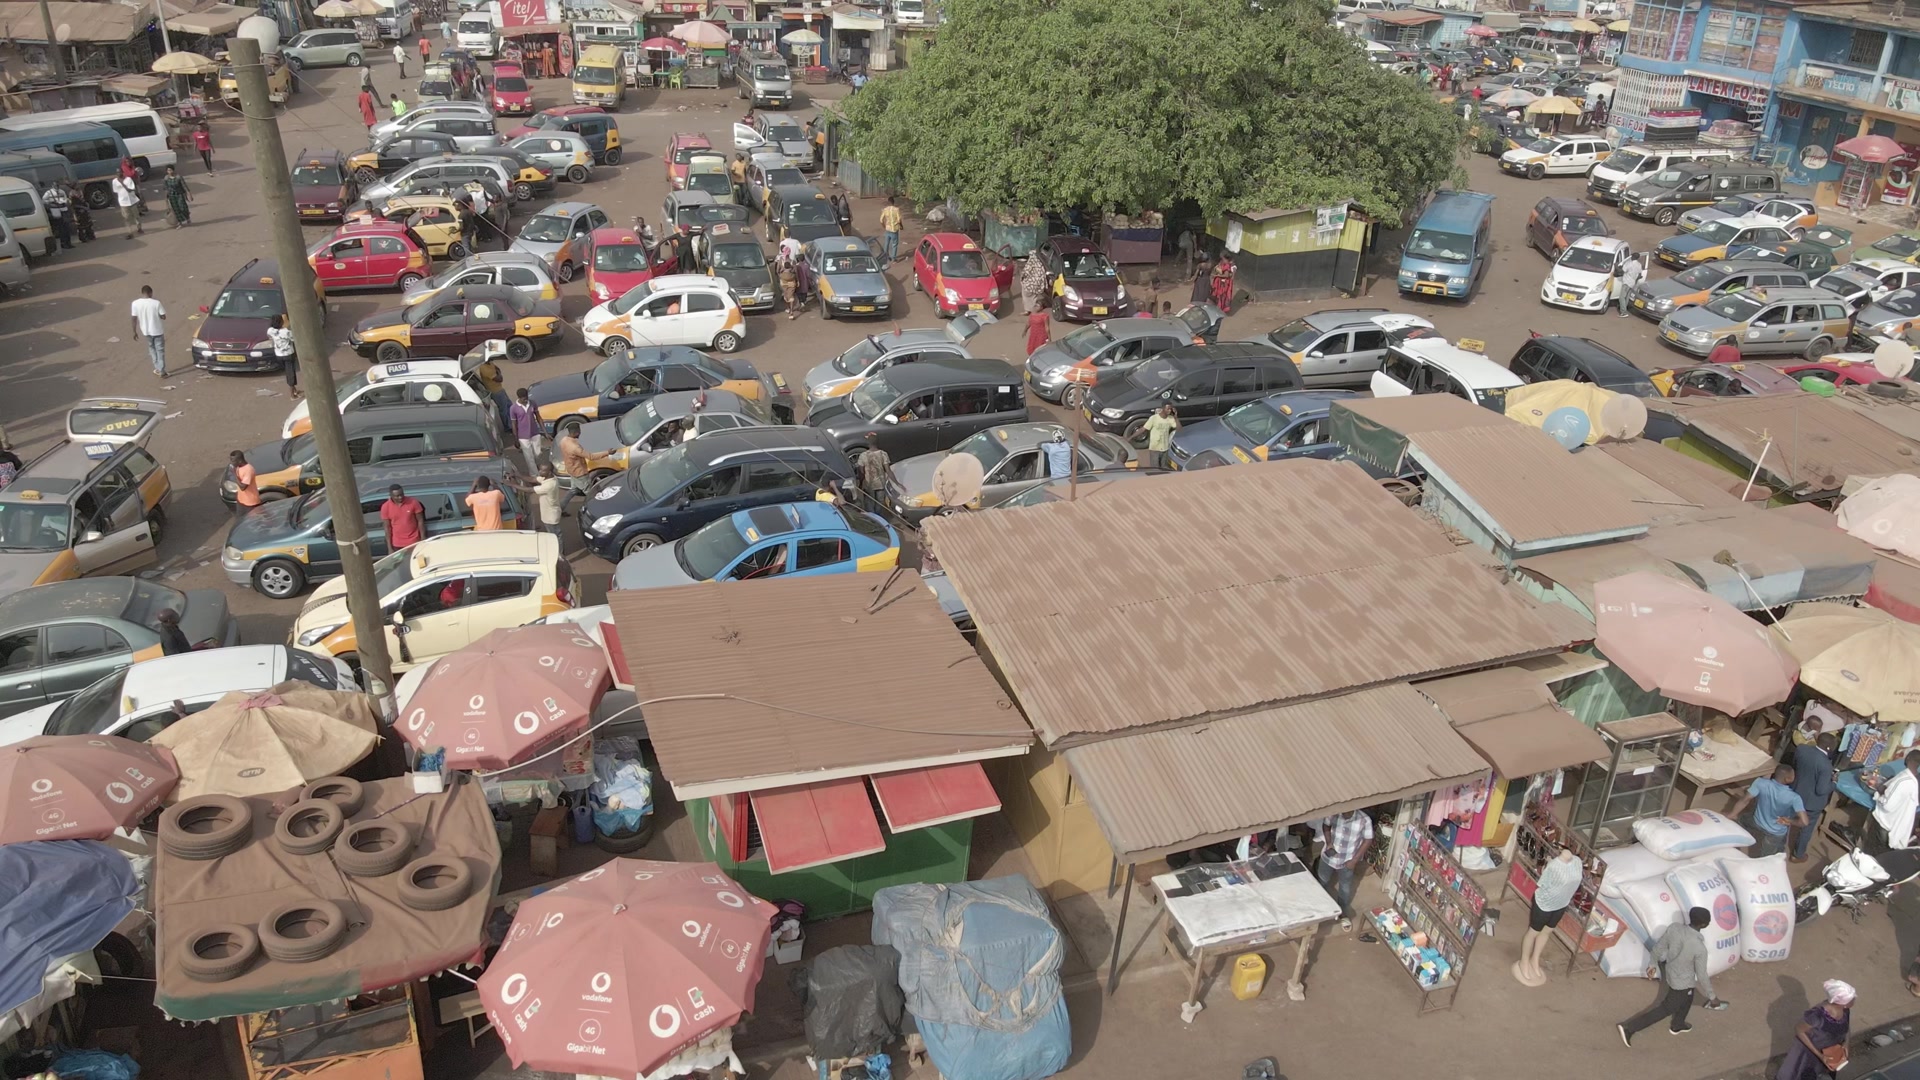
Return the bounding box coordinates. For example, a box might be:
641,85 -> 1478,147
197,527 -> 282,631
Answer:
366,235 -> 414,286
1527,198 -> 1552,252
1170,369 -> 1221,422
71,466 -> 156,576
725,538 -> 795,581
1294,331 -> 1346,387
1820,303 -> 1853,342
41,623 -> 132,699
929,385 -> 995,452
792,536 -> 852,577
668,464 -> 745,533
0,630 -> 46,716
1511,341 -> 1550,383
409,300 -> 469,354
498,264 -> 545,299
875,390 -> 940,455
1269,416 -> 1334,460
1743,303 -> 1793,353
979,448 -> 1045,505
384,574 -> 473,669
462,296 -> 516,350
1215,364 -> 1264,414
731,122 -> 764,152
1780,302 -> 1825,352
414,491 -> 467,538
323,237 -> 371,287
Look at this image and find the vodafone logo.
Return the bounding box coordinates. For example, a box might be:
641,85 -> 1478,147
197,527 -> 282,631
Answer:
30,778 -> 53,794
104,782 -> 134,804
682,920 -> 702,938
648,1005 -> 682,1038
513,711 -> 541,735
469,694 -> 486,710
406,708 -> 427,731
715,891 -> 745,908
499,973 -> 529,1005
542,912 -> 565,931
571,636 -> 594,649
579,867 -> 606,882
590,972 -> 612,994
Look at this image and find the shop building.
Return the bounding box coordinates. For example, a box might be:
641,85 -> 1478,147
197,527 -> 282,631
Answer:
1767,3 -> 1920,203
1204,204 -> 1371,301
1608,0 -> 1796,144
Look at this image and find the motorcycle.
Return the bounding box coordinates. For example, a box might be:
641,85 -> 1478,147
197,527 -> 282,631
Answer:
1795,843 -> 1920,923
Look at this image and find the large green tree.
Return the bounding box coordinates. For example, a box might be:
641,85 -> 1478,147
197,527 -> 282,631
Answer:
839,0 -> 1464,225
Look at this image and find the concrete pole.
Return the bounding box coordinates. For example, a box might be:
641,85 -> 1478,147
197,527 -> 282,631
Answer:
227,35 -> 398,714
154,0 -> 172,56
38,0 -> 67,80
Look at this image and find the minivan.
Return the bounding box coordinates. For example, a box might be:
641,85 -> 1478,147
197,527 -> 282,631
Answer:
0,177 -> 52,259
455,10 -> 499,56
0,104 -> 175,175
1620,164 -> 1781,227
809,356 -> 1029,459
1398,190 -> 1495,299
1507,335 -> 1659,396
225,402 -> 503,507
0,216 -> 29,295
1588,145 -> 1746,204
737,51 -> 792,109
1083,342 -> 1303,443
0,149 -> 74,194
1371,338 -> 1522,410
0,123 -> 131,209
572,44 -> 625,109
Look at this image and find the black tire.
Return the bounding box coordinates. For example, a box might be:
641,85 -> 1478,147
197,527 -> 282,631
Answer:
712,330 -> 742,353
285,55 -> 303,71
397,271 -> 424,289
355,165 -> 378,184
1795,891 -> 1822,924
375,340 -> 408,364
348,52 -> 364,67
603,147 -> 622,165
93,932 -> 146,980
567,165 -> 589,183
1527,162 -> 1545,180
301,776 -> 365,816
505,336 -> 536,363
514,180 -> 534,201
621,531 -> 664,558
181,925 -> 259,983
274,799 -> 345,855
1123,417 -> 1149,448
145,507 -> 165,547
1062,384 -> 1088,410
1052,295 -> 1065,320
599,335 -> 630,356
911,271 -> 922,292
821,297 -> 835,320
594,816 -> 655,853
589,467 -> 617,485
252,558 -> 307,599
160,795 -> 254,860
1871,379 -> 1908,398
555,260 -> 574,283
1805,336 -> 1835,361
258,900 -> 348,963
85,184 -> 111,210
447,240 -> 468,260
1654,206 -> 1679,227
398,856 -> 474,911
333,820 -> 413,876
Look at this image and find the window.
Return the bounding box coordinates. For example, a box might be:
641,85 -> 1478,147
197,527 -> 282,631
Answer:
990,386 -> 1023,413
472,575 -> 534,602
1822,304 -> 1849,321
796,537 -> 848,571
1849,27 -> 1887,66
1219,367 -> 1259,395
0,631 -> 38,672
938,386 -> 991,416
1176,371 -> 1218,398
662,365 -> 709,392
347,437 -> 375,465
432,429 -> 488,455
683,466 -> 740,501
1512,344 -> 1547,381
400,577 -> 467,618
1749,274 -> 1780,288
370,236 -> 409,256
377,433 -> 429,460
470,302 -> 501,323
1743,174 -> 1776,192
420,305 -> 466,328
414,492 -> 458,521
330,239 -> 367,258
46,623 -> 126,663
55,137 -> 117,165
1351,329 -> 1386,352
743,461 -> 798,492
1791,304 -> 1821,323
501,266 -> 540,287
413,381 -> 461,404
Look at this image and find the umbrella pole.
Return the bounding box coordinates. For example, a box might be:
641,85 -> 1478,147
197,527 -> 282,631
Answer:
1740,434 -> 1772,502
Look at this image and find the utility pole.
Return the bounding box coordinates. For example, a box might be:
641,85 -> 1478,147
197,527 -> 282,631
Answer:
38,0 -> 66,80
229,35 -> 398,717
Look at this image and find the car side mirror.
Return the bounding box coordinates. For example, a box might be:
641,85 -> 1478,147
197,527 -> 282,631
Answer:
1752,321 -> 1767,328
1173,391 -> 1191,402
882,414 -> 899,424
1309,351 -> 1324,358
81,529 -> 103,543
390,609 -> 406,626
1161,390 -> 1173,400
198,305 -> 210,314
674,494 -> 692,509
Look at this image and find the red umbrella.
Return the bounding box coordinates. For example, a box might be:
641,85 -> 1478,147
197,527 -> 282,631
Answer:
1465,24 -> 1499,37
396,624 -> 610,771
1835,134 -> 1908,164
641,36 -> 686,51
1592,571 -> 1798,714
479,860 -> 777,1077
0,735 -> 177,843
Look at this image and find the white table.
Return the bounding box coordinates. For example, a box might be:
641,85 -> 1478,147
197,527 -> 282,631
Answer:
1149,855 -> 1342,1018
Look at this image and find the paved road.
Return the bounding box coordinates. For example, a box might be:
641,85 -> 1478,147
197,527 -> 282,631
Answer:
1,64 -> 1896,647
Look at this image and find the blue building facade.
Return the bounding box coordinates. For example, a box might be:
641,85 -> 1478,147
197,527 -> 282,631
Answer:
1766,5 -> 1920,189
1608,0 -> 1798,145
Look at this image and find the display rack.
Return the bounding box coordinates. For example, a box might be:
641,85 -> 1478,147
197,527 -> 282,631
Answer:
1502,787 -> 1625,974
1568,713 -> 1691,850
1372,825 -> 1484,1013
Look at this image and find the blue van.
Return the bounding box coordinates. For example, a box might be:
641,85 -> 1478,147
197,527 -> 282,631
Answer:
0,123 -> 129,210
1397,191 -> 1495,300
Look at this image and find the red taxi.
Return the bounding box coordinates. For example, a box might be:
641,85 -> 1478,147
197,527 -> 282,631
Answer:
582,226 -> 684,304
490,61 -> 534,115
1779,357 -> 1908,388
666,132 -> 714,190
306,222 -> 431,292
911,232 -> 1011,318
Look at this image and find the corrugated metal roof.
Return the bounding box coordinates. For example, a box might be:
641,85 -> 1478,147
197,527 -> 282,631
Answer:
1516,541 -> 1686,612
605,572 -> 1033,799
924,460 -> 1571,746
1408,424 -> 1649,550
1062,685 -> 1489,861
1416,667 -> 1609,777
1371,9 -> 1445,23
0,3 -> 142,42
1330,393 -> 1516,473
1587,440 -> 1755,526
1652,394 -> 1920,498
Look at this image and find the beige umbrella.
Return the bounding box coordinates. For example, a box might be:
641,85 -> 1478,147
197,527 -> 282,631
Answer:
151,51 -> 219,74
1526,95 -> 1583,115
669,19 -> 730,47
782,28 -> 824,45
1769,603 -> 1899,663
1795,617 -> 1920,722
1837,474 -> 1920,561
1606,19 -> 1630,31
313,0 -> 385,15
1569,18 -> 1603,32
147,681 -> 379,801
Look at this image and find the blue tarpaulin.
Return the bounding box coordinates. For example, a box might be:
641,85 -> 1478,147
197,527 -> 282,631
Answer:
0,840 -> 137,1015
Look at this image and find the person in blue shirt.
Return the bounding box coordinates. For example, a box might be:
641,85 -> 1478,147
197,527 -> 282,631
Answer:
1728,764 -> 1810,858
1789,733 -> 1839,863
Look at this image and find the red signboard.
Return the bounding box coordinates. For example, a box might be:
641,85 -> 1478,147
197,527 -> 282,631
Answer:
499,0 -> 544,28
1686,73 -> 1767,103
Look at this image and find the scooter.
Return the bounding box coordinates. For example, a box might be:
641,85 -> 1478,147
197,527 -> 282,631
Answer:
1795,843 -> 1920,923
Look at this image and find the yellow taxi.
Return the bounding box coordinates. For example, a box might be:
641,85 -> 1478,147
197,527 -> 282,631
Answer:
349,283 -> 564,364
219,53 -> 294,104
0,400 -> 170,590
345,195 -> 472,259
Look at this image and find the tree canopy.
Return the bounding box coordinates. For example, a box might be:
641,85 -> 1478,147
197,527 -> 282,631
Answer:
838,0 -> 1465,226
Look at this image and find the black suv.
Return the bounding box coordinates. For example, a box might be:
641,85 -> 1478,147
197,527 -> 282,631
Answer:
581,426 -> 853,560
1083,342 -> 1303,444
806,356 -> 1026,461
291,149 -> 356,222
1507,335 -> 1660,397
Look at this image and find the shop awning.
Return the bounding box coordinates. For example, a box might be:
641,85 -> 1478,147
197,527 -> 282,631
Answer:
831,9 -> 883,30
1370,9 -> 1443,24
751,778 -> 886,875
1416,667 -> 1609,778
165,4 -> 250,34
1480,12 -> 1524,28
1645,512 -> 1875,608
1507,650 -> 1610,684
102,73 -> 172,98
870,762 -> 1000,831
501,22 -> 570,35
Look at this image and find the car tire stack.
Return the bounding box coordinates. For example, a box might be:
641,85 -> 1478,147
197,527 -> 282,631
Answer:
333,821 -> 414,877
397,856 -> 474,911
180,925 -> 262,983
159,796 -> 255,860
273,799 -> 345,856
259,900 -> 349,964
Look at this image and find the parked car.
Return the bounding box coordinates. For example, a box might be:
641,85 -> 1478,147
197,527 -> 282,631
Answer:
683,154 -> 734,202
569,387 -> 771,480
1037,235 -> 1130,321
1654,216 -> 1797,269
1541,236 -> 1636,313
226,403 -> 502,507
1525,195 -> 1610,257
490,61 -> 535,114
1779,357 -> 1904,389
1166,389 -> 1364,468
0,400 -> 169,591
583,224 -> 683,303
697,223 -> 776,312
911,232 -> 1012,317
807,356 -> 1029,460
506,131 -> 592,182
1499,134 -> 1612,179
505,106 -> 621,165
346,131 -> 460,183
384,112 -> 502,153
1507,335 -> 1659,396
528,346 -> 785,434
349,282 -> 564,363
581,274 -> 749,355
1082,342 -> 1301,443
1657,286 -> 1852,358
1679,194 -> 1816,234
290,149 -> 356,222
808,235 -> 891,319
282,28 -> 366,69
1852,287 -> 1920,345
611,501 -> 898,589
281,352 -> 504,439
764,185 -> 843,246
730,112 -> 816,171
344,193 -> 489,259
0,579 -> 238,720
663,189 -> 717,235
1656,361 -> 1805,398
801,320 -> 980,405
1871,229 -> 1920,264
364,155 -> 549,205
885,423 -> 1134,521
664,131 -> 714,189
193,258 -> 321,373
306,221 -> 432,292
401,250 -> 559,309
1625,259 -> 1809,321
744,152 -> 805,214
1813,257 -> 1920,309
1371,338 -> 1521,410
370,101 -> 493,142
509,200 -> 609,281
1724,226 -> 1852,277
1027,305 -> 1222,406
1263,308 -> 1433,387
290,531 -> 573,672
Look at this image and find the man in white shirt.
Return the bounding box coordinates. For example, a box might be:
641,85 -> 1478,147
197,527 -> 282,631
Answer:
111,173 -> 142,238
1873,749 -> 1920,850
129,285 -> 167,377
41,182 -> 71,249
393,42 -> 408,78
1615,253 -> 1644,317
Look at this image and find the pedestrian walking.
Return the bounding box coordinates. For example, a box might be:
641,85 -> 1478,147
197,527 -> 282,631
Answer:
229,450 -> 261,514
510,387 -> 543,465
729,152 -> 748,207
41,180 -> 71,249
1024,305 -> 1050,357
391,94 -> 408,118
1778,981 -> 1853,1080
361,65 -> 378,94
1728,764 -> 1810,857
530,464 -> 564,536
1790,733 -> 1838,863
475,351 -> 511,429
1616,254 -> 1644,317
439,17 -> 451,40
556,422 -> 589,498
1190,253 -> 1212,305
420,35 -> 432,65
466,475 -> 506,530
1310,808 -> 1374,929
394,42 -> 408,78
778,255 -> 799,320
380,484 -> 427,550
359,88 -> 379,129
130,285 -> 167,377
67,182 -> 94,243
1019,251 -> 1047,315
268,313 -> 299,398
117,156 -> 147,213
192,124 -> 214,174
112,171 -> 142,237
468,183 -> 490,249
162,166 -> 191,227
878,195 -> 902,263
1617,907 -> 1724,1046
1141,404 -> 1178,470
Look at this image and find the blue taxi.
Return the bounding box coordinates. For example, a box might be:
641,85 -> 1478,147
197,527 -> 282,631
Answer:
609,500 -> 897,589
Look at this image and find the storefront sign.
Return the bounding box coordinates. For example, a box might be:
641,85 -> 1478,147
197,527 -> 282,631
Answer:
1685,73 -> 1766,103
499,0 -> 545,27
1887,76 -> 1920,116
656,0 -> 704,11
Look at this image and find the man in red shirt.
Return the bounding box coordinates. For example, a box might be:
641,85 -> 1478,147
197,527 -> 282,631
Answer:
1707,341 -> 1742,366
192,125 -> 213,175
380,484 -> 427,550
230,450 -> 261,515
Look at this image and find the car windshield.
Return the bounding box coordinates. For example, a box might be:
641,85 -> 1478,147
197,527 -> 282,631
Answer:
495,75 -> 529,91
0,503 -> 70,552
1672,264 -> 1724,288
674,516 -> 753,579
786,200 -> 837,226
833,337 -> 884,376
1643,168 -> 1691,188
947,429 -> 1009,472
1267,319 -> 1322,352
631,443 -> 700,503
420,79 -> 454,94
671,145 -> 710,164
210,287 -> 285,318
1057,324 -> 1113,361
709,242 -> 766,270
519,214 -> 573,243
1705,292 -> 1767,320
610,281 -> 655,315
125,581 -> 186,628
289,488 -> 330,526
1708,197 -> 1750,214
371,544 -> 416,597
1605,149 -> 1648,173
1693,220 -> 1741,244
687,172 -> 733,197
44,667 -> 131,738
614,400 -> 662,444
1557,246 -> 1616,273
1564,216 -> 1606,237
764,167 -> 804,188
1879,289 -> 1920,316
1877,234 -> 1920,258
595,242 -> 649,272
575,64 -> 619,85
1407,228 -> 1472,263
939,250 -> 987,277
1223,401 -> 1288,445
1129,358 -> 1183,392
333,370 -> 371,404
1523,137 -> 1557,153
822,251 -> 879,274
765,124 -> 804,142
292,163 -> 343,186
846,374 -> 900,419
1063,251 -> 1116,278
753,64 -> 786,80
523,112 -> 556,129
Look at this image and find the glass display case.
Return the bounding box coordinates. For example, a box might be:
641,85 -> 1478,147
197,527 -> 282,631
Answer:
1569,712 -> 1691,849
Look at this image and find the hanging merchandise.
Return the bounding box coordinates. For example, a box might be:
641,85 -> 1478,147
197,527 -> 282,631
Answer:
1722,852 -> 1796,963
1369,826 -> 1485,1013
1631,809 -> 1756,860
1667,861 -> 1742,976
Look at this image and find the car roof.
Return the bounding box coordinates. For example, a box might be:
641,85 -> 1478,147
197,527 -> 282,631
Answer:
1745,286 -> 1840,302
1539,196 -> 1597,215
339,401 -> 493,432
291,149 -> 346,166
757,111 -> 798,125
539,105 -> 604,116
1528,335 -> 1644,376
641,273 -> 732,292
354,457 -> 516,487
1847,256 -> 1910,273
1568,235 -> 1629,253
493,61 -> 524,73
980,422 -> 1074,452
1256,389 -> 1363,413
1701,259 -> 1801,274
808,236 -> 869,255
367,357 -> 465,381
1046,235 -> 1099,255
738,500 -> 846,538
865,355 -> 1019,392
400,530 -> 556,576
0,578 -> 137,630
428,283 -> 526,303
645,388 -> 752,418
533,200 -> 598,217
0,444 -> 124,500
331,221 -> 412,237
922,232 -> 981,252
685,425 -> 839,466
589,225 -> 645,245
463,250 -> 549,269
223,257 -> 285,289
770,183 -> 823,200
670,131 -> 712,145
1393,339 -> 1522,386
1154,341 -> 1289,365
114,647 -> 305,707
1301,307 -> 1391,330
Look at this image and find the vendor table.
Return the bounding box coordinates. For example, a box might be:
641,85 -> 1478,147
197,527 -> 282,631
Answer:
1827,761 -> 1903,848
1674,735 -> 1776,809
1148,853 -> 1340,1020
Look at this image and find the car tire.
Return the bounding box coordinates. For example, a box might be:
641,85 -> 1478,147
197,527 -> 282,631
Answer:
273,799 -> 345,856
447,241 -> 468,260
93,931 -> 147,981
712,331 -> 742,353
599,335 -> 630,356
1062,385 -> 1088,410
555,261 -> 574,283
258,900 -> 348,964
85,184 -> 111,210
1805,336 -> 1835,361
398,856 -> 474,911
515,181 -> 534,201
285,55 -> 303,71
821,297 -> 835,320
910,272 -> 922,293
375,340 -> 408,364
594,817 -> 654,853
252,558 -> 307,599
1716,338 -> 1740,357
354,165 -> 378,184
1053,296 -> 1066,320
181,925 -> 259,983
348,52 -> 363,66
621,531 -> 664,558
604,147 -> 622,165
506,336 -> 536,363
160,795 -> 254,860
301,776 -> 365,815
1870,379 -> 1908,398
1123,417 -> 1149,448
333,821 -> 414,877
1654,206 -> 1679,227
397,271 -> 425,289
145,507 -> 165,547
1527,162 -> 1546,180
567,165 -> 589,183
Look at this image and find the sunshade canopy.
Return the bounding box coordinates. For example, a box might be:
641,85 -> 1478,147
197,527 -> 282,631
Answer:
147,682 -> 378,800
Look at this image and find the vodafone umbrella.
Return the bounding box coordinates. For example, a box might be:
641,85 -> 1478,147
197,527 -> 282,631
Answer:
1465,23 -> 1499,37
1592,571 -> 1798,714
669,19 -> 729,47
0,736 -> 177,844
395,624 -> 610,771
479,860 -> 777,1077
1836,135 -> 1908,164
1793,615 -> 1920,723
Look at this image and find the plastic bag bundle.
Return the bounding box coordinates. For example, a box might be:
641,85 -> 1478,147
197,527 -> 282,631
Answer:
1632,810 -> 1755,860
1599,843 -> 1679,898
1722,852 -> 1795,963
1617,875 -> 1685,946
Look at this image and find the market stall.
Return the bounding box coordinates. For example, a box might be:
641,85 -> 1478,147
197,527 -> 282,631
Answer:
1501,781 -> 1627,978
1372,825 -> 1483,1013
1099,212 -> 1164,265
1146,852 -> 1340,1019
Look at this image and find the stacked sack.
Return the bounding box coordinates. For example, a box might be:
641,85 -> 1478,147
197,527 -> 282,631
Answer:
1592,810 -> 1795,976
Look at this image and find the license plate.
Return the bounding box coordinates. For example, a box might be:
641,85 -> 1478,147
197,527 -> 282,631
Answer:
1663,330 -> 1679,341
299,208 -> 324,216
1092,306 -> 1108,315
853,305 -> 875,312
1415,284 -> 1446,295
967,303 -> 984,310
1082,407 -> 1093,422
1633,298 -> 1646,309
1023,370 -> 1033,383
771,374 -> 787,389
1558,292 -> 1578,302
217,353 -> 246,364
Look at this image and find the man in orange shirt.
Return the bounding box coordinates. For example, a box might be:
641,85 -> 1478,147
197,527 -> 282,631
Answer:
230,450 -> 261,515
466,475 -> 507,530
